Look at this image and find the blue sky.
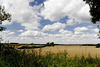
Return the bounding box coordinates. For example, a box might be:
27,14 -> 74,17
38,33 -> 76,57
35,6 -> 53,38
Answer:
0,0 -> 99,44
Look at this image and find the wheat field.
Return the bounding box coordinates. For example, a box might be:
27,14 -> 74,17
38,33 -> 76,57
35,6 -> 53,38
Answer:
18,45 -> 100,58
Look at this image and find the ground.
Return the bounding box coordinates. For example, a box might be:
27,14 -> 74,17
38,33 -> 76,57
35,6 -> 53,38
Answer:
16,45 -> 100,58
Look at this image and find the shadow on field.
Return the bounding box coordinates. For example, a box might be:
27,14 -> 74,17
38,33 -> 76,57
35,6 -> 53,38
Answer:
18,45 -> 46,49
18,42 -> 55,49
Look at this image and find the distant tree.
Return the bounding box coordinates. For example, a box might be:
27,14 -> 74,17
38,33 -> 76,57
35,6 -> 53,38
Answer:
0,5 -> 11,42
96,43 -> 100,48
46,42 -> 50,46
50,42 -> 55,46
46,42 -> 55,46
83,0 -> 100,23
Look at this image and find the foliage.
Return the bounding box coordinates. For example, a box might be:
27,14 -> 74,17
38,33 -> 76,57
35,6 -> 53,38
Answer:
46,42 -> 55,46
0,58 -> 9,67
83,0 -> 100,23
0,44 -> 100,67
96,43 -> 100,48
0,5 -> 11,32
0,5 -> 11,42
0,5 -> 11,23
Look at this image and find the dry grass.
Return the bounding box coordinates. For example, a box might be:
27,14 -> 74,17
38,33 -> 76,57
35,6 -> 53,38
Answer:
17,45 -> 100,58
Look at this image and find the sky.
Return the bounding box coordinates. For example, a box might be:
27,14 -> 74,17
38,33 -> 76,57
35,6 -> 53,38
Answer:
0,0 -> 100,44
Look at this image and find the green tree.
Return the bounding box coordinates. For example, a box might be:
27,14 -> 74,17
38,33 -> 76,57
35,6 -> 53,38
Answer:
83,0 -> 100,24
0,5 -> 11,24
50,42 -> 55,46
0,5 -> 11,30
0,5 -> 11,42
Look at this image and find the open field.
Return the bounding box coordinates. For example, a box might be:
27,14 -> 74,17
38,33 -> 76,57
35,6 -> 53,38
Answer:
1,44 -> 100,67
18,45 -> 100,58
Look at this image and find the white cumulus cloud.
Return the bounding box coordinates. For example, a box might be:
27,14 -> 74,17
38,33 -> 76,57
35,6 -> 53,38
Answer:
42,22 -> 66,31
0,0 -> 98,44
41,0 -> 91,24
19,30 -> 47,37
59,29 -> 73,35
0,0 -> 43,30
74,27 -> 88,32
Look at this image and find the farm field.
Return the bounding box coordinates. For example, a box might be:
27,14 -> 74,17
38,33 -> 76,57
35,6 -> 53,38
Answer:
18,45 -> 100,58
1,44 -> 100,67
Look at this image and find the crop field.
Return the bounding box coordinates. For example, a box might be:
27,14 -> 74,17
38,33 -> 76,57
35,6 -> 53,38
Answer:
1,44 -> 100,67
18,45 -> 100,58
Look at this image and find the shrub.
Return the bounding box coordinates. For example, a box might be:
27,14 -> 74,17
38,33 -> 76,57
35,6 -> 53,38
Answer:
96,43 -> 100,48
46,42 -> 55,46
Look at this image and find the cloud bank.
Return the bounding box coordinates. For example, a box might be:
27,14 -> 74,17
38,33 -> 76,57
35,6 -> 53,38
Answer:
0,0 -> 99,44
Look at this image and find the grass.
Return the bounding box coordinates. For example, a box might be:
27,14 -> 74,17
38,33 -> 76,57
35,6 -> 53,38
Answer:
0,44 -> 100,67
0,58 -> 10,67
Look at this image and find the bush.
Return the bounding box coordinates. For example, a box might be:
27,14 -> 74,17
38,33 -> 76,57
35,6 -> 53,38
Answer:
46,42 -> 55,46
96,43 -> 100,48
0,58 -> 10,67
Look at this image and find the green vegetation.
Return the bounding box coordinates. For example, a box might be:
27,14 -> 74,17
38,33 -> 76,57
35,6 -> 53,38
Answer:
46,42 -> 55,46
96,43 -> 100,48
0,5 -> 11,43
0,5 -> 11,32
83,0 -> 100,24
18,42 -> 55,49
0,5 -> 11,23
18,45 -> 46,49
0,44 -> 100,67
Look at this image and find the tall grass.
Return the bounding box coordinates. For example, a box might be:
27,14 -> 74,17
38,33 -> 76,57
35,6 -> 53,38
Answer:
0,44 -> 100,67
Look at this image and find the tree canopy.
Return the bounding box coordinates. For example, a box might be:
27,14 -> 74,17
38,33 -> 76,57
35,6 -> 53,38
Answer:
83,0 -> 100,24
0,5 -> 11,31
0,5 -> 11,23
